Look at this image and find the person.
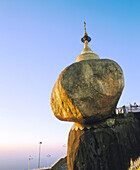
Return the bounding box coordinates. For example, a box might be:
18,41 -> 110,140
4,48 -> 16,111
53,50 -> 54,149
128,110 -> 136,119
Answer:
122,105 -> 126,115
134,102 -> 138,107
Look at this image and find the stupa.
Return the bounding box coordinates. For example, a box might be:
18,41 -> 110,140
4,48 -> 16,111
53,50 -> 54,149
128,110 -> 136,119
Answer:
50,23 -> 124,126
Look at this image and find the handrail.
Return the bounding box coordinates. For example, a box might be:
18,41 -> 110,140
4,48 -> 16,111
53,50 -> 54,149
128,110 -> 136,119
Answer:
116,105 -> 140,114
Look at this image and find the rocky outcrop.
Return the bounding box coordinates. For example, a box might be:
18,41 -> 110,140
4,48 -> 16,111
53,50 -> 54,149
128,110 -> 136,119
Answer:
51,157 -> 67,170
67,117 -> 140,170
50,59 -> 124,124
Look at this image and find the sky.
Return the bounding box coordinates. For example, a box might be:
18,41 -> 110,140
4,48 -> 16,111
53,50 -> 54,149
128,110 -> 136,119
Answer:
0,0 -> 140,169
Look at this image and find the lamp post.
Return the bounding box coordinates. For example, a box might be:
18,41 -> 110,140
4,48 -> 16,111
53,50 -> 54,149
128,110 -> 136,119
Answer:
46,154 -> 51,168
62,144 -> 66,156
38,142 -> 42,169
28,155 -> 33,170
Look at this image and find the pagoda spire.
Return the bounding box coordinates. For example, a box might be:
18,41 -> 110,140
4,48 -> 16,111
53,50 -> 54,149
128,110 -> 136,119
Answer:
76,22 -> 99,62
81,22 -> 91,43
81,22 -> 93,54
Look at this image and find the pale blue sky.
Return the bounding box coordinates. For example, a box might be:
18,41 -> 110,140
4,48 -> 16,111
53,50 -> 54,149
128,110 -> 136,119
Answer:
0,0 -> 140,169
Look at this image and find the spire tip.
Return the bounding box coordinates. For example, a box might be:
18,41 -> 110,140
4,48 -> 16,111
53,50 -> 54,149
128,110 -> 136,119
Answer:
81,22 -> 91,43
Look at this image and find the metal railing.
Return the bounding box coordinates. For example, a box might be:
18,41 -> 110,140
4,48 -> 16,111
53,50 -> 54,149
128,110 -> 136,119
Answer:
116,105 -> 140,114
129,105 -> 140,113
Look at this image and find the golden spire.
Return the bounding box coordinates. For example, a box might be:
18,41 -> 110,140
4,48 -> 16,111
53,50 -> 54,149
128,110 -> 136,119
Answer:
76,22 -> 99,62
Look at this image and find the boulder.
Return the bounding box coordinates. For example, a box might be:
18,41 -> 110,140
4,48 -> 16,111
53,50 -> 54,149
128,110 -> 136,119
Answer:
67,118 -> 140,170
50,59 -> 124,124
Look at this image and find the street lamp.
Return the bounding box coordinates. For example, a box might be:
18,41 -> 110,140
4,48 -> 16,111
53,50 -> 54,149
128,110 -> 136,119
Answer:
46,154 -> 51,168
28,155 -> 33,170
62,144 -> 66,148
62,144 -> 66,156
38,142 -> 42,169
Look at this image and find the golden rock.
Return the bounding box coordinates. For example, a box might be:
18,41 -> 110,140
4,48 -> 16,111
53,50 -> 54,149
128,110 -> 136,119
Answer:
50,59 -> 124,124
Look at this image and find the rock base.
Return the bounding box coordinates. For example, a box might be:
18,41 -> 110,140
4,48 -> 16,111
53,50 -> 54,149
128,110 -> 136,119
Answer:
67,118 -> 140,170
